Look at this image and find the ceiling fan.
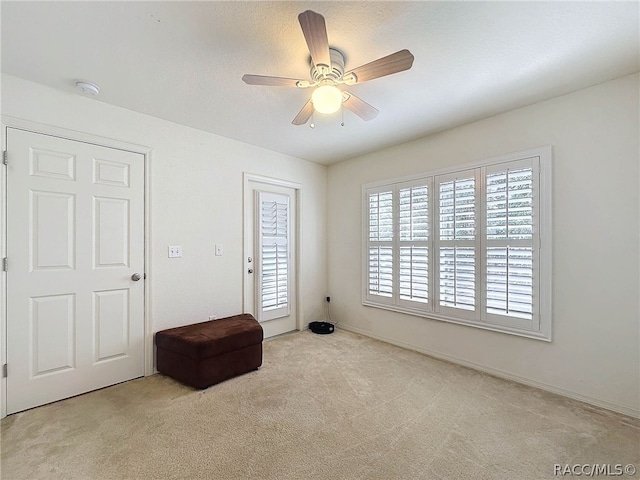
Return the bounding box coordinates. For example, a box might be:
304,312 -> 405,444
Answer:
242,10 -> 414,126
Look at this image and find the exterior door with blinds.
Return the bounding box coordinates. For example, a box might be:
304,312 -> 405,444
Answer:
243,176 -> 297,339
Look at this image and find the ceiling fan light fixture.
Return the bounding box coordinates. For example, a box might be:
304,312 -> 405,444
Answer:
311,85 -> 342,114
242,10 -> 414,125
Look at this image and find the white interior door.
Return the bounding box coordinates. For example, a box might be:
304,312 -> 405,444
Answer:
5,128 -> 145,414
244,177 -> 297,338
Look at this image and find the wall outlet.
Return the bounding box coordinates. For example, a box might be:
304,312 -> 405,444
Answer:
208,315 -> 217,321
168,246 -> 182,258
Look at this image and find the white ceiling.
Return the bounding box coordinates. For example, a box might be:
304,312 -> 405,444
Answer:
2,1 -> 639,165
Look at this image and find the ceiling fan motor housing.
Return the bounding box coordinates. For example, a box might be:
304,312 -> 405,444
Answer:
310,48 -> 345,84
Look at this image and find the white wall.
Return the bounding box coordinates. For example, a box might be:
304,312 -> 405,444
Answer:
327,73 -> 640,417
0,74 -> 327,363
2,72 -> 638,419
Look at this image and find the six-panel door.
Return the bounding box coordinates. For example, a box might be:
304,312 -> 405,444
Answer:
6,129 -> 145,414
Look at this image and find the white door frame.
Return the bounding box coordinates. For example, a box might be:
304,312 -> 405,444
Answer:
0,115 -> 153,419
243,173 -> 303,333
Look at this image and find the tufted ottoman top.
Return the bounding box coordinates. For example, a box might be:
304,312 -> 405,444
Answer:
155,314 -> 263,359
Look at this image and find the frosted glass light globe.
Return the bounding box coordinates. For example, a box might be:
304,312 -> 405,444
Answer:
311,85 -> 343,114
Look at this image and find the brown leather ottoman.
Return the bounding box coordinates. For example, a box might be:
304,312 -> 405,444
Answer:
155,314 -> 263,389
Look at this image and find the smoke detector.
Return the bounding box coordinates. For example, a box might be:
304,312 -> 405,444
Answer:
75,81 -> 100,95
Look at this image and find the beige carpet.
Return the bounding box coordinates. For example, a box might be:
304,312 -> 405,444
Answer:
1,329 -> 638,480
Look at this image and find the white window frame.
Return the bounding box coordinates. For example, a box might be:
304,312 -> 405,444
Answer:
362,146 -> 552,341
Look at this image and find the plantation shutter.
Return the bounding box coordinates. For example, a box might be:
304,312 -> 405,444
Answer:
257,191 -> 290,321
436,171 -> 479,319
484,159 -> 539,330
362,147 -> 549,339
398,181 -> 430,305
367,188 -> 394,301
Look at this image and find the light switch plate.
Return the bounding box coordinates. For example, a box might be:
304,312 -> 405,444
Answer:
168,246 -> 182,258
215,245 -> 223,256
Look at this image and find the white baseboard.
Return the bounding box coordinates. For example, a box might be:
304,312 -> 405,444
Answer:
337,323 -> 640,420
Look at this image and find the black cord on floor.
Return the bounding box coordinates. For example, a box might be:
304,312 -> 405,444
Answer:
327,300 -> 337,325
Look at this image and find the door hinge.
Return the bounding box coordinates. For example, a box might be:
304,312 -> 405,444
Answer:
2,258 -> 6,272
2,364 -> 6,378
2,151 -> 7,165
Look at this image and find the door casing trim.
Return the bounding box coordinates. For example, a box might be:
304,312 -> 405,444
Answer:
0,115 -> 153,418
243,173 -> 303,334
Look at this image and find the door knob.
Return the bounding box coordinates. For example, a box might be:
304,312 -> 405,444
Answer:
131,273 -> 142,281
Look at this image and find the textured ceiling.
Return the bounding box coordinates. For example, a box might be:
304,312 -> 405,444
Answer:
2,1 -> 639,165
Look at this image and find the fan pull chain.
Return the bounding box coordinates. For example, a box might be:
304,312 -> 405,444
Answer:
341,106 -> 345,127
310,111 -> 315,129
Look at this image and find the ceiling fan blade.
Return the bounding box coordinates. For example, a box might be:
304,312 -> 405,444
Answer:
344,49 -> 414,84
292,99 -> 314,125
242,74 -> 303,87
298,10 -> 331,70
343,92 -> 379,121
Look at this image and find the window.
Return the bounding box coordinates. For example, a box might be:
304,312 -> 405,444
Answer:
257,191 -> 290,321
363,147 -> 552,340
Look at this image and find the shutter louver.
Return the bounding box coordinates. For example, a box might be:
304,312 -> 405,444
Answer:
486,247 -> 533,318
438,175 -> 476,312
399,186 -> 428,241
400,246 -> 428,302
487,168 -> 533,240
439,247 -> 475,310
439,178 -> 475,240
486,167 -> 534,320
368,190 -> 394,299
259,194 -> 290,320
369,246 -> 393,297
399,185 -> 429,303
369,191 -> 393,241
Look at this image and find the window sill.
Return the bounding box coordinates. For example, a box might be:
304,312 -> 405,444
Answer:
362,300 -> 551,342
